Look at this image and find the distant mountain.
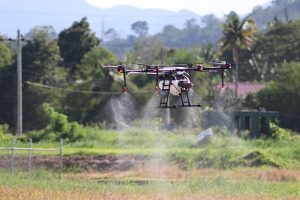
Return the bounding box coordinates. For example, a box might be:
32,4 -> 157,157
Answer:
2,0 -> 299,40
0,0 -> 202,38
99,6 -> 202,37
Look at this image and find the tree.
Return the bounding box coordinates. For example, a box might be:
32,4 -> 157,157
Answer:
0,38 -> 14,129
0,41 -> 13,69
62,47 -> 117,123
159,25 -> 182,48
254,62 -> 300,130
251,19 -> 300,80
58,17 -> 100,71
23,26 -> 63,82
130,35 -> 164,64
131,21 -> 149,38
22,26 -> 66,130
182,18 -> 201,47
104,28 -> 119,41
200,14 -> 223,46
199,43 -> 217,62
219,12 -> 257,98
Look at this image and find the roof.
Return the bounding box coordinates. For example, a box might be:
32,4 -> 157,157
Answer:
218,82 -> 266,98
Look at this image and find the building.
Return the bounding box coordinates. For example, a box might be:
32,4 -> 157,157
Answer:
232,110 -> 279,138
220,82 -> 266,98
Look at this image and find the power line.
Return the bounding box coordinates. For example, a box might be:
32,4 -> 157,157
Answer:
26,81 -> 122,95
26,81 -> 152,95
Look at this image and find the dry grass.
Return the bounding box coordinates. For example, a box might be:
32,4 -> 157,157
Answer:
1,167 -> 299,200
0,186 -> 297,200
64,166 -> 300,183
239,168 -> 300,182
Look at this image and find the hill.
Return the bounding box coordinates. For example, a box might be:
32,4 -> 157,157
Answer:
0,0 -> 201,38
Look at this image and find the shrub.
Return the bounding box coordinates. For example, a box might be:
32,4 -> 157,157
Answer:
0,124 -> 12,142
270,122 -> 292,141
28,103 -> 87,142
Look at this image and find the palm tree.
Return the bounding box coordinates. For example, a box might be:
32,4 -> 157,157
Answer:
219,12 -> 257,98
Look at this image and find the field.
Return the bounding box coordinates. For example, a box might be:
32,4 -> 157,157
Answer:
0,127 -> 300,199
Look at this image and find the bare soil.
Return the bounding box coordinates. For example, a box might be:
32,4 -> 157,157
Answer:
1,155 -> 300,183
0,155 -> 152,171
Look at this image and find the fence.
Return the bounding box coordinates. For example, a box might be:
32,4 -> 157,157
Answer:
0,138 -> 63,179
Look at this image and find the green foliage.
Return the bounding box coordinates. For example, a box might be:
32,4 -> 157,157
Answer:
254,62 -> 300,129
219,12 -> 257,58
252,20 -> 300,80
129,35 -> 164,64
58,17 -> 100,70
28,103 -> 87,142
21,26 -> 66,130
62,47 -> 117,123
219,12 -> 257,86
23,26 -> 63,76
238,150 -> 282,168
0,124 -> 12,142
269,122 -> 292,141
0,41 -> 13,69
75,47 -> 117,80
0,123 -> 9,134
167,49 -> 201,64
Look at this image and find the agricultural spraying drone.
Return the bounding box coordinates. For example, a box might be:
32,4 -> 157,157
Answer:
105,62 -> 231,108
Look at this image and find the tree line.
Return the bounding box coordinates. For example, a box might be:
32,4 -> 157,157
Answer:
0,11 -> 300,134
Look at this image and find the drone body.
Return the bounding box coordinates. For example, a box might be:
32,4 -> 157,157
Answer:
158,73 -> 192,96
105,63 -> 231,108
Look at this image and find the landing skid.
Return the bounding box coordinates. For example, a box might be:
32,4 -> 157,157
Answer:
158,104 -> 202,109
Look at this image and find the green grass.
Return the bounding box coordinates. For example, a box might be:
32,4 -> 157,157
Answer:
1,128 -> 300,169
0,169 -> 299,198
1,128 -> 300,199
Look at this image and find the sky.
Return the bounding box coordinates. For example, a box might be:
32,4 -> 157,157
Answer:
86,0 -> 271,17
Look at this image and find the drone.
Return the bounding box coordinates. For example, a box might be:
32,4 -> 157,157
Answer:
105,62 -> 231,108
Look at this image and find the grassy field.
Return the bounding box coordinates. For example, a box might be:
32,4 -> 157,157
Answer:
1,127 -> 299,169
0,127 -> 300,199
0,167 -> 300,200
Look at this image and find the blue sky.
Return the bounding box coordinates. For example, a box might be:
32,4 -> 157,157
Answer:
86,0 -> 271,17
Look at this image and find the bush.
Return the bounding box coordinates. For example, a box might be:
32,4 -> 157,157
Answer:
270,122 -> 292,141
0,124 -> 12,142
28,103 -> 87,142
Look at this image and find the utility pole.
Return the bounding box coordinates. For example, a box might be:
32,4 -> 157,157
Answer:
16,30 -> 23,136
284,7 -> 289,23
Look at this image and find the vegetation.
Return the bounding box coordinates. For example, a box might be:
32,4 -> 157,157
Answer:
219,12 -> 257,97
0,4 -> 300,131
1,3 -> 300,200
0,125 -> 300,198
0,125 -> 298,170
0,0 -> 299,159
0,168 -> 300,199
244,62 -> 300,129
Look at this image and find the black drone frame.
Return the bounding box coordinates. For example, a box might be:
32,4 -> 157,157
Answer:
106,63 -> 231,108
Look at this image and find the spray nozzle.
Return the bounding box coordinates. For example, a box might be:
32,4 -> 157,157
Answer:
123,87 -> 128,93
